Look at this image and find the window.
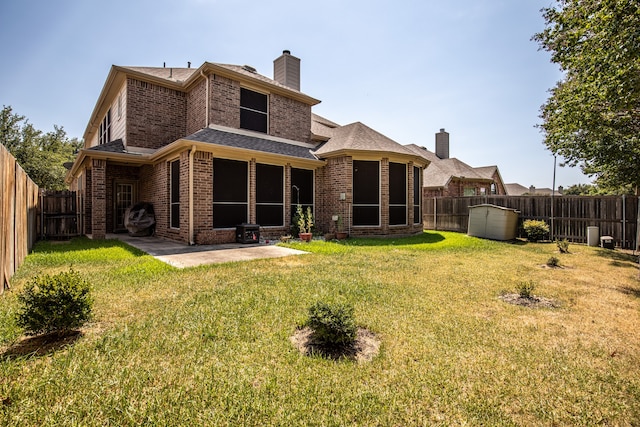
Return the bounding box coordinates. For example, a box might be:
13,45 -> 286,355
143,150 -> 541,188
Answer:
240,88 -> 268,133
170,159 -> 180,229
213,158 -> 248,228
256,163 -> 284,226
353,160 -> 379,226
117,95 -> 122,119
413,166 -> 421,224
464,187 -> 476,197
490,183 -> 496,194
99,109 -> 111,145
389,162 -> 407,225
291,168 -> 314,219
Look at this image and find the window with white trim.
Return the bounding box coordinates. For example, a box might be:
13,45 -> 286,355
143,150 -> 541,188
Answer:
99,109 -> 111,145
240,88 -> 268,133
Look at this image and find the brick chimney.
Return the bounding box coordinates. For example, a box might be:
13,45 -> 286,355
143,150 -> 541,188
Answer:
274,50 -> 300,91
435,128 -> 449,159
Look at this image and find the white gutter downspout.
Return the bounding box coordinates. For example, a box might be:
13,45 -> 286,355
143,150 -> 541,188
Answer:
189,145 -> 197,245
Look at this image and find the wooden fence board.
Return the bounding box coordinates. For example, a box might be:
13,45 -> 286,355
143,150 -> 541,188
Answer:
424,195 -> 638,249
1,144 -> 40,293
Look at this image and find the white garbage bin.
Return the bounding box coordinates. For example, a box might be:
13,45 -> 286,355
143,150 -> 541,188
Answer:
587,226 -> 599,247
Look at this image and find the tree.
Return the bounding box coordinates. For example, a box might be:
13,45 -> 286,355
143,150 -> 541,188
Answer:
533,0 -> 640,194
0,105 -> 82,190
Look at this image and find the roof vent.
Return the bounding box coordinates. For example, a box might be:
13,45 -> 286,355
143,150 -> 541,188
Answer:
242,65 -> 257,73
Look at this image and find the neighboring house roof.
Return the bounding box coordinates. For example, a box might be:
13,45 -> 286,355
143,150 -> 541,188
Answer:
182,125 -> 318,161
405,144 -> 491,188
474,165 -> 499,180
504,183 -> 528,195
314,122 -> 419,159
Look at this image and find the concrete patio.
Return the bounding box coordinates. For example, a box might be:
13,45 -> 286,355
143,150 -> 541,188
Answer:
107,234 -> 307,268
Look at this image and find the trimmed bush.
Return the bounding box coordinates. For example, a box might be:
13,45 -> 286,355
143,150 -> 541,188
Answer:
517,281 -> 536,299
16,268 -> 93,336
547,256 -> 560,267
523,219 -> 550,242
307,301 -> 357,348
556,239 -> 570,253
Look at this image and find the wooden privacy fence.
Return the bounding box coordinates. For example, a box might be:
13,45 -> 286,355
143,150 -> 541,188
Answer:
40,190 -> 79,239
424,195 -> 639,250
1,144 -> 39,293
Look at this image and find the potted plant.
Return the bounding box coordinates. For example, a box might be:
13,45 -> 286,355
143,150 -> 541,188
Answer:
297,204 -> 313,242
335,215 -> 348,240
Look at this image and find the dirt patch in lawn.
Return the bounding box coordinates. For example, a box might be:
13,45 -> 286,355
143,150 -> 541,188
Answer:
291,327 -> 380,362
499,293 -> 561,309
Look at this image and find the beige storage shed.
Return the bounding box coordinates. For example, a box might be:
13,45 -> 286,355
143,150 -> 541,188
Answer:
467,204 -> 519,241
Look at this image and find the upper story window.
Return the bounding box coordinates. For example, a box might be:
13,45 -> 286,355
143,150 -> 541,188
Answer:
240,88 -> 268,133
99,109 -> 111,145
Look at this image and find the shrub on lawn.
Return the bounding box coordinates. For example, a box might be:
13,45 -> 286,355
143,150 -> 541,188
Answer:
306,301 -> 357,348
16,268 -> 93,336
547,256 -> 560,267
523,219 -> 549,242
516,281 -> 536,299
556,238 -> 570,253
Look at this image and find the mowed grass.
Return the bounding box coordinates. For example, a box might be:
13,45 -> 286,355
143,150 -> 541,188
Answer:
1,232 -> 639,426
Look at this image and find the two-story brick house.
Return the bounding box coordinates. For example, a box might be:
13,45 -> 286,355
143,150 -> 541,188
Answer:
66,51 -> 428,244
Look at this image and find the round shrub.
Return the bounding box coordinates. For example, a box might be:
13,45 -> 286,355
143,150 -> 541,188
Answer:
307,301 -> 357,348
523,219 -> 550,242
16,268 -> 93,336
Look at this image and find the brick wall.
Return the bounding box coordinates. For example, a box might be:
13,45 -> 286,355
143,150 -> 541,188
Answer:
318,157 -> 352,233
269,93 -> 311,142
380,159 -> 390,234
126,78 -> 187,149
192,150 -> 213,239
142,162 -> 169,239
90,159 -> 106,239
186,78 -> 207,135
85,168 -> 92,235
210,75 -> 241,129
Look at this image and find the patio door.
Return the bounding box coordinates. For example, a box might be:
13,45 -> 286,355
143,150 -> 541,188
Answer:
114,182 -> 136,232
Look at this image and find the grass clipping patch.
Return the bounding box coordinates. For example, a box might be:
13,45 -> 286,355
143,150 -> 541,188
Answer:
291,326 -> 380,362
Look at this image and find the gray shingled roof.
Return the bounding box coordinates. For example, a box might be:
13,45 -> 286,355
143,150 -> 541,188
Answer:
314,122 -> 417,157
87,139 -> 126,153
183,127 -> 317,160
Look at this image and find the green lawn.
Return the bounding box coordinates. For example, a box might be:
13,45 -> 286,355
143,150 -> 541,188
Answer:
1,232 -> 639,426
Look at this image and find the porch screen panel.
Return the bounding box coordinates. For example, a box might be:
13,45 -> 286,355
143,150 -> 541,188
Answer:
413,166 -> 422,224
256,163 -> 283,226
353,160 -> 379,226
170,160 -> 180,229
291,168 -> 314,220
213,158 -> 248,228
389,162 -> 407,225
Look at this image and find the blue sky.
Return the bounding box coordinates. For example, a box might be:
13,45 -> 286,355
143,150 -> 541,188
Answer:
0,0 -> 590,189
